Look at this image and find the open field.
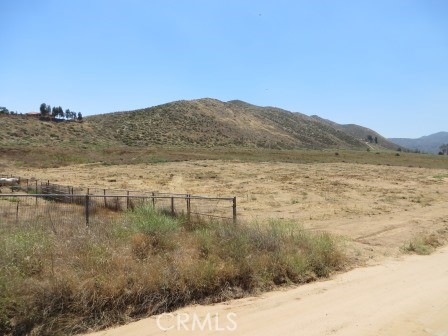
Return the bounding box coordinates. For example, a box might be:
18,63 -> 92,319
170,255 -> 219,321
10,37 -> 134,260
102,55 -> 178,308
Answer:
2,146 -> 448,169
7,158 -> 448,261
2,155 -> 448,335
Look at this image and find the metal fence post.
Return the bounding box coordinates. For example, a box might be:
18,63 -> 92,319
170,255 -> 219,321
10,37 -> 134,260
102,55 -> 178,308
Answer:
103,189 -> 107,207
171,196 -> 175,216
35,180 -> 38,194
152,192 -> 155,208
233,197 -> 237,224
85,194 -> 90,227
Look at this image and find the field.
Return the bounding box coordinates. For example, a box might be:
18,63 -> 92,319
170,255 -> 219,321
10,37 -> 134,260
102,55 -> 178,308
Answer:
1,151 -> 448,334
7,155 -> 448,262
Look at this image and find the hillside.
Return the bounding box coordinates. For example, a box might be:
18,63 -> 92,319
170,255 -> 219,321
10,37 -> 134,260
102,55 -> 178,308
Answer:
389,132 -> 448,154
311,115 -> 400,150
1,98 -> 397,151
87,98 -> 368,150
0,114 -> 120,148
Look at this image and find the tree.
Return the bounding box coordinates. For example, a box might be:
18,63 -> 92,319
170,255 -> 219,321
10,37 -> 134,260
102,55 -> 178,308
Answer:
0,107 -> 9,114
52,106 -> 58,118
39,103 -> 47,115
367,135 -> 374,143
440,144 -> 448,155
77,112 -> 83,121
57,106 -> 64,119
65,109 -> 71,120
46,105 -> 51,116
374,136 -> 378,144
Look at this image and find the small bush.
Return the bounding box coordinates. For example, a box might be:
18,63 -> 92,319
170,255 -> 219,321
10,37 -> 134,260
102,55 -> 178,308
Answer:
401,232 -> 443,255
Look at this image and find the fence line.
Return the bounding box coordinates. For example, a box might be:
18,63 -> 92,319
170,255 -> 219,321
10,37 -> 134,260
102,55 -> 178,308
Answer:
0,193 -> 237,231
0,174 -> 237,222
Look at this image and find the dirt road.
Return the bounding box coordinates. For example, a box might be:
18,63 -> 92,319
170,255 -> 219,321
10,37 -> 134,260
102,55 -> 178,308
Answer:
86,247 -> 448,336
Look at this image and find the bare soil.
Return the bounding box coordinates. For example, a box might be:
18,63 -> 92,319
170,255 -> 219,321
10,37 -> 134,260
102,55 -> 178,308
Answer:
9,160 -> 448,262
5,160 -> 448,335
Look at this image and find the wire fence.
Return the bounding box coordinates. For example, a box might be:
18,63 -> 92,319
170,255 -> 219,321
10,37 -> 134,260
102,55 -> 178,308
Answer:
0,193 -> 237,236
0,174 -> 237,223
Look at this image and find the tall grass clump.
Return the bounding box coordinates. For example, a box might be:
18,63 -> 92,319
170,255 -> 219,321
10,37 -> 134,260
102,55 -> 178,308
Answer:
0,205 -> 346,335
401,231 -> 445,255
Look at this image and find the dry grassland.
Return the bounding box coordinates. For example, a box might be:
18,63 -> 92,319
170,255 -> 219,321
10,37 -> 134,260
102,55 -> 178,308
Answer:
10,160 -> 448,262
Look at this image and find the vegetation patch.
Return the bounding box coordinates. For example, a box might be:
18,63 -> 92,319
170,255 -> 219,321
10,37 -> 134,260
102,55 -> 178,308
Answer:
432,173 -> 448,179
401,228 -> 448,255
0,206 -> 346,335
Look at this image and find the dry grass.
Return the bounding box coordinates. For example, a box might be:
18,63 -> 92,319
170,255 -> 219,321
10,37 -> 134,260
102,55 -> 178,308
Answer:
3,144 -> 448,169
401,227 -> 448,255
0,205 -> 346,335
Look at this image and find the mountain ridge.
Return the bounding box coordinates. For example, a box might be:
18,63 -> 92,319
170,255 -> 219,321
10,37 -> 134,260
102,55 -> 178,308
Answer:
87,98 -> 375,149
0,98 -> 399,151
389,132 -> 448,154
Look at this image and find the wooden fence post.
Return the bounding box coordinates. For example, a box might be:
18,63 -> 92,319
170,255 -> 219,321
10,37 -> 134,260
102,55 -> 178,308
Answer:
126,190 -> 130,210
103,189 -> 107,207
233,197 -> 237,224
85,195 -> 90,227
152,192 -> 155,208
171,196 -> 175,216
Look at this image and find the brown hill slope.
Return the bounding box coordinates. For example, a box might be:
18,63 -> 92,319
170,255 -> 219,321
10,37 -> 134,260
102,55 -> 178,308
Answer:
0,114 -> 119,148
87,98 -> 369,149
1,99 -> 395,151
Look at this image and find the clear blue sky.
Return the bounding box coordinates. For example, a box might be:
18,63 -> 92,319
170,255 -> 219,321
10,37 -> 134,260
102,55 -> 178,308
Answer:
1,0 -> 447,138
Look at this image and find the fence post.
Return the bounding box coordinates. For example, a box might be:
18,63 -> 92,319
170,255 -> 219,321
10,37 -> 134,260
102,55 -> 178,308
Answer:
171,196 -> 175,216
103,189 -> 107,207
127,191 -> 130,210
35,180 -> 38,194
232,197 -> 237,224
186,194 -> 191,218
85,194 -> 90,227
152,192 -> 155,208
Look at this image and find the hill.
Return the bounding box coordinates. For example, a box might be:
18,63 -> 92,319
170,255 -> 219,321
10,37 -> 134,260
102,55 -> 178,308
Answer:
0,114 -> 120,148
389,132 -> 448,154
87,98 -> 370,150
1,98 -> 397,151
310,115 -> 400,150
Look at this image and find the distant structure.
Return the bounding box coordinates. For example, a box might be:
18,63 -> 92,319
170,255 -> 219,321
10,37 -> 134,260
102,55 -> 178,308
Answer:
25,112 -> 41,117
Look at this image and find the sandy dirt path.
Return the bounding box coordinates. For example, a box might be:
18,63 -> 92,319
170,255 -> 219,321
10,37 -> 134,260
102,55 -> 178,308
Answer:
86,247 -> 448,336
